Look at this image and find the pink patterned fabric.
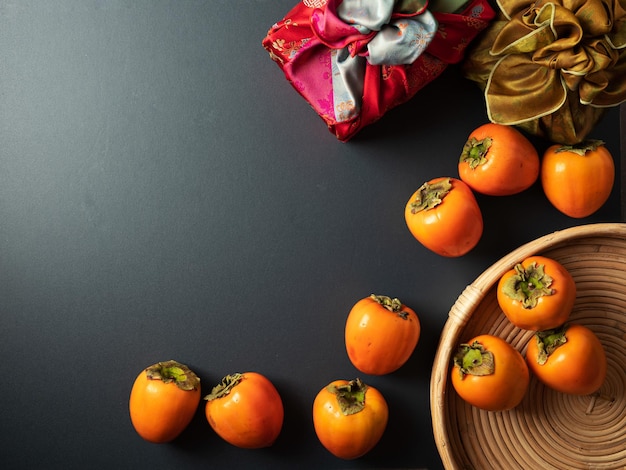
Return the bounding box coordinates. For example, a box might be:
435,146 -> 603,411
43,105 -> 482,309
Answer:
263,0 -> 495,141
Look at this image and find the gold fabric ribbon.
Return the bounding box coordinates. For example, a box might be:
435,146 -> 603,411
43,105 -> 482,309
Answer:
463,0 -> 626,144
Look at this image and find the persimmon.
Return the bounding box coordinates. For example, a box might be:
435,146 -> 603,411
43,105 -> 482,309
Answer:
405,177 -> 483,257
541,140 -> 615,218
345,294 -> 420,375
204,372 -> 284,449
313,378 -> 388,460
459,123 -> 539,196
497,256 -> 576,331
526,324 -> 607,395
451,335 -> 529,412
129,360 -> 201,443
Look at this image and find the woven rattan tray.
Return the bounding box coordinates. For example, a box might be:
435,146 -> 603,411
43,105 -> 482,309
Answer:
431,223 -> 626,470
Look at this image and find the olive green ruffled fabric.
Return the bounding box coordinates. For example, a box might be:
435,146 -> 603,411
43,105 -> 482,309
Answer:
464,0 -> 626,144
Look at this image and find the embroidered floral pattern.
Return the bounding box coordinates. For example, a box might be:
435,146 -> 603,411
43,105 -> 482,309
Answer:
409,27 -> 436,50
469,3 -> 485,18
335,99 -> 357,121
303,0 -> 328,8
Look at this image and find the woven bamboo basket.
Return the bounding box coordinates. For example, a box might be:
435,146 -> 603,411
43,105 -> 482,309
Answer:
431,223 -> 626,470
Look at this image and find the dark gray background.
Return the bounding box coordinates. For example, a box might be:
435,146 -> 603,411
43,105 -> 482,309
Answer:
0,1 -> 622,469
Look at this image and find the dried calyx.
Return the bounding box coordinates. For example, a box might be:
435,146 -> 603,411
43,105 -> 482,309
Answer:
328,378 -> 368,416
460,136 -> 493,168
370,294 -> 409,319
453,341 -> 495,379
501,261 -> 555,308
553,139 -> 605,156
145,360 -> 200,391
409,178 -> 452,213
204,373 -> 244,401
532,325 -> 568,365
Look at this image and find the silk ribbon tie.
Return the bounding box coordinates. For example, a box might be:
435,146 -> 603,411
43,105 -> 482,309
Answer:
310,0 -> 438,122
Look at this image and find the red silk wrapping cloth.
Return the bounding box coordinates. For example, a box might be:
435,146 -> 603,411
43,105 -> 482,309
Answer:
463,0 -> 626,144
263,0 -> 495,141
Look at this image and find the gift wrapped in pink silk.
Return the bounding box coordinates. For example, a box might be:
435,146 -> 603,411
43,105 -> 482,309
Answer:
263,0 -> 495,141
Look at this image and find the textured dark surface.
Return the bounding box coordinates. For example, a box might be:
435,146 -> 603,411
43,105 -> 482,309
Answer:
0,1 -> 621,469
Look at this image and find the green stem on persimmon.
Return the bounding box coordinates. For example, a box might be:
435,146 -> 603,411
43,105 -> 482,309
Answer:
501,261 -> 555,308
453,341 -> 495,379
329,378 -> 368,416
204,373 -> 244,401
370,294 -> 409,319
145,360 -> 200,391
408,178 -> 451,214
554,139 -> 605,156
533,325 -> 568,365
460,136 -> 492,169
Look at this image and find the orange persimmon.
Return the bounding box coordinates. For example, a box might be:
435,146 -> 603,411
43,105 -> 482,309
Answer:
129,360 -> 201,443
459,123 -> 539,196
204,372 -> 284,449
541,140 -> 615,218
451,335 -> 529,412
405,177 -> 483,257
345,294 -> 420,375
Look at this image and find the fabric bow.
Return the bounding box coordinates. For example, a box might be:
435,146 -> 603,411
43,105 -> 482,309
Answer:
306,0 -> 438,122
466,0 -> 626,130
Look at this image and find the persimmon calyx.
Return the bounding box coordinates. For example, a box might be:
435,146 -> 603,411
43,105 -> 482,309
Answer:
145,360 -> 200,391
453,341 -> 494,379
329,378 -> 368,415
502,261 -> 555,308
533,326 -> 568,365
409,178 -> 452,213
204,373 -> 244,401
460,136 -> 492,169
554,139 -> 605,156
370,294 -> 409,319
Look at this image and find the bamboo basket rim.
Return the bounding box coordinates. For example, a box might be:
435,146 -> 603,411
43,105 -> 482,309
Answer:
430,222 -> 626,470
